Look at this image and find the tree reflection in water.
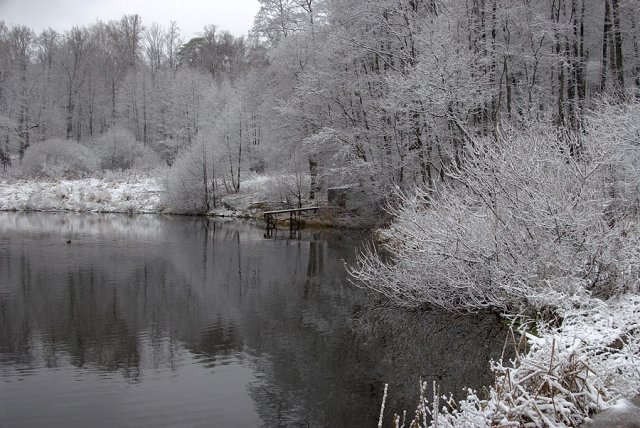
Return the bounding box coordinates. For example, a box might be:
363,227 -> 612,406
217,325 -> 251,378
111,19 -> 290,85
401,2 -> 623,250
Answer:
0,213 -> 508,427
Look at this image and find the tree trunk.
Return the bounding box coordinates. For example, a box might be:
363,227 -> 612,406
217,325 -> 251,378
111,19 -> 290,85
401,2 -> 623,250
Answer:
236,112 -> 242,192
601,0 -> 611,92
577,0 -> 586,103
612,0 -> 625,92
111,80 -> 117,126
554,0 -> 566,127
631,13 -> 640,95
66,87 -> 75,140
202,143 -> 210,212
308,158 -> 317,201
142,77 -> 148,145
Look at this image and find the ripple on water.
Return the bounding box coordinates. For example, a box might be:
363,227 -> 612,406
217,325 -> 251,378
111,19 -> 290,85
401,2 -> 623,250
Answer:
1,333 -> 261,427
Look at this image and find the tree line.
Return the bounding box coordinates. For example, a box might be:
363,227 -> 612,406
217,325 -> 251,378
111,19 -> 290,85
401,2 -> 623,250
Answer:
0,16 -> 264,170
253,0 -> 640,198
1,0 -> 640,213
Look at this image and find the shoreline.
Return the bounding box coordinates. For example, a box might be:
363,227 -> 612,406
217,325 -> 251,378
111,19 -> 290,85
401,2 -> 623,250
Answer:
0,175 -> 365,229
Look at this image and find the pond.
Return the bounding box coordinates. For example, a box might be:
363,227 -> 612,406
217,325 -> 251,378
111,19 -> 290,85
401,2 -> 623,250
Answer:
0,213 -> 508,427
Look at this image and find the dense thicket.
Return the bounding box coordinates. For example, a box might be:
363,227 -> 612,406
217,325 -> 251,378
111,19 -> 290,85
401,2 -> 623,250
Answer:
351,101 -> 640,314
251,0 -> 640,197
327,0 -> 640,326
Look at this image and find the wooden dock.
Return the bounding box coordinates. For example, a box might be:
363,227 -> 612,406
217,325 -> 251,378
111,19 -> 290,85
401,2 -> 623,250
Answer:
263,206 -> 320,222
263,206 -> 337,238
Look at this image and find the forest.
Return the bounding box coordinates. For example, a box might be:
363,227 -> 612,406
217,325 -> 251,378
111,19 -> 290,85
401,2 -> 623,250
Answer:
2,0 -> 640,426
0,0 -> 637,214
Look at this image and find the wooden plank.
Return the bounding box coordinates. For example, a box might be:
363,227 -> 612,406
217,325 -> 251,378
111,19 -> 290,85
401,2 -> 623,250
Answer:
263,206 -> 341,227
263,207 -> 321,216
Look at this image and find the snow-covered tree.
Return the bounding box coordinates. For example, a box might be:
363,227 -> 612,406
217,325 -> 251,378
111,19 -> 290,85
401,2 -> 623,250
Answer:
351,101 -> 640,315
164,132 -> 216,213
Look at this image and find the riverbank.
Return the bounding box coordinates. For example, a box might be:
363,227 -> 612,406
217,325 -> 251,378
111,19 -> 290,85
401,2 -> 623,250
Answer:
385,294 -> 640,427
0,175 -> 164,214
0,174 -> 280,218
0,174 -> 350,226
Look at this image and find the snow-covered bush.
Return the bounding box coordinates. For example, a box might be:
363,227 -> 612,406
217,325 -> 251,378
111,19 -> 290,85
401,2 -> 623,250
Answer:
587,100 -> 640,218
21,138 -> 99,179
164,137 -> 215,214
264,154 -> 312,208
351,104 -> 640,315
91,127 -> 158,172
263,173 -> 309,207
150,139 -> 182,166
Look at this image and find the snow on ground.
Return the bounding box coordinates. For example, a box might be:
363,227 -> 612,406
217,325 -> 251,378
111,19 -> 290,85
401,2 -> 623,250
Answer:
0,172 -> 309,217
400,295 -> 640,428
583,395 -> 640,427
219,173 -> 298,209
0,174 -> 164,214
210,173 -> 272,216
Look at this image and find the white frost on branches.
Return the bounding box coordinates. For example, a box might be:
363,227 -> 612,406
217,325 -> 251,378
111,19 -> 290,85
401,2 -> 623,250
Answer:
351,104 -> 640,315
356,101 -> 640,427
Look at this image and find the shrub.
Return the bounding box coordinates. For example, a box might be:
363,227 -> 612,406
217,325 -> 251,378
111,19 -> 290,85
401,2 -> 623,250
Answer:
383,296 -> 640,427
164,138 -> 214,214
350,103 -> 640,315
21,138 -> 99,179
133,147 -> 164,172
91,127 -> 153,172
150,139 -> 182,166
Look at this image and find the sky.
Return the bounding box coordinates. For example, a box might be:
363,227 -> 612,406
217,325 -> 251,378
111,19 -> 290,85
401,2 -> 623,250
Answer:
0,0 -> 261,39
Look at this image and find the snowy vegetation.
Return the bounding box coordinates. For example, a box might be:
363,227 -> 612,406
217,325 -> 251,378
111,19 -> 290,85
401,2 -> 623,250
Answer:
385,296 -> 640,427
2,0 -> 640,217
21,138 -> 99,178
352,102 -> 640,316
0,174 -> 162,213
2,0 -> 640,425
355,101 -> 640,426
373,298 -> 640,427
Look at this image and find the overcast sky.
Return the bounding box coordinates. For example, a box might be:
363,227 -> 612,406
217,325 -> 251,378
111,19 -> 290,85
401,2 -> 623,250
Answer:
0,0 -> 261,39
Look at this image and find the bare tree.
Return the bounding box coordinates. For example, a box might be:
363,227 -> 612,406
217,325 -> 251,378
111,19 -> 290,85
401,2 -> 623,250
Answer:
8,25 -> 33,161
61,26 -> 90,140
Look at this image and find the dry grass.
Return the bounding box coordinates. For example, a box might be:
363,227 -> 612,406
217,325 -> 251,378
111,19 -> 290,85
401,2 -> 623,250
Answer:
380,295 -> 640,427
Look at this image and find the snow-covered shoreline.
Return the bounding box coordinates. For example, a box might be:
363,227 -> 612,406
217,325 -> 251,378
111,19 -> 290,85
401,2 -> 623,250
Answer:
0,175 -> 165,214
384,295 -> 640,427
0,173 -> 299,219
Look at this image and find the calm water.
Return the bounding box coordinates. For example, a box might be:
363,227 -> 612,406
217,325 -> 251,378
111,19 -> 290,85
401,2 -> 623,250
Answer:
0,213 -> 507,427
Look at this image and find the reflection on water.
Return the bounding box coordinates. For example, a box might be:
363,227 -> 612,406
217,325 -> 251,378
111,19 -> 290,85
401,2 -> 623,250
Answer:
0,213 -> 507,427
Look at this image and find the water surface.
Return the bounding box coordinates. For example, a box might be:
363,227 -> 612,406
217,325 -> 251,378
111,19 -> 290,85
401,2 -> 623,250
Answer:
0,213 -> 507,427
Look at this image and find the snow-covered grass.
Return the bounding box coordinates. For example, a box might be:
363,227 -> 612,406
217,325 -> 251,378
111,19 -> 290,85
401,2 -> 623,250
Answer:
384,296 -> 640,427
0,173 -> 164,214
215,172 -> 273,211
0,170 -> 318,218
